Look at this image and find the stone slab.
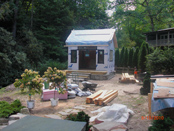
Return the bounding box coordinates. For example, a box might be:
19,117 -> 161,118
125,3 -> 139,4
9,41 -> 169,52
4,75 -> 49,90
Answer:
74,106 -> 85,110
45,115 -> 62,120
8,120 -> 17,125
64,109 -> 73,113
0,125 -> 7,130
58,112 -> 69,116
70,109 -> 80,114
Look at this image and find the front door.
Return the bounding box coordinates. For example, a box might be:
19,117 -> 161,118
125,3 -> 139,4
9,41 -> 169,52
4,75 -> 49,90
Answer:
79,47 -> 96,70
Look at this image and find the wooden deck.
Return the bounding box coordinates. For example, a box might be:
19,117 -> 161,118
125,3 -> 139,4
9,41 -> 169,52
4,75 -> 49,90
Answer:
65,70 -> 107,75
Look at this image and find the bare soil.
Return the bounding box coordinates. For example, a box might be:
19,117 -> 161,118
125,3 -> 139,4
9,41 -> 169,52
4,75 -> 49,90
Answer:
0,74 -> 151,131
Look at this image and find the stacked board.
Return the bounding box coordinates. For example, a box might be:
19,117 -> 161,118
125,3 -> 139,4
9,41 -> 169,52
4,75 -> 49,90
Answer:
120,73 -> 139,83
86,90 -> 118,106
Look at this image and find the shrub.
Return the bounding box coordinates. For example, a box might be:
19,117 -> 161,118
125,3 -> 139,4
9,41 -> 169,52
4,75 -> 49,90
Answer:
66,111 -> 91,131
0,99 -> 24,118
140,72 -> 150,95
37,60 -> 67,76
148,115 -> 174,131
146,48 -> 174,74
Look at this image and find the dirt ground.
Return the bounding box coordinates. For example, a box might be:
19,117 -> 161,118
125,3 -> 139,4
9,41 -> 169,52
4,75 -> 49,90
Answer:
0,74 -> 151,131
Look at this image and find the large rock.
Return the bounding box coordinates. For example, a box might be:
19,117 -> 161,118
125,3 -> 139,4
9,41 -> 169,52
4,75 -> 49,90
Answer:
0,118 -> 8,125
20,108 -> 30,114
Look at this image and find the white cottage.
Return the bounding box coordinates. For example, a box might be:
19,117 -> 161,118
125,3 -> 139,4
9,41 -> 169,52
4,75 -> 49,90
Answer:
65,29 -> 118,79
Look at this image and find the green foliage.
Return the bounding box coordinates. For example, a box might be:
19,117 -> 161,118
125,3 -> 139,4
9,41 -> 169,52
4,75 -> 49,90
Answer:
115,48 -> 120,67
0,99 -> 24,118
140,72 -> 151,95
14,69 -> 43,101
138,42 -> 148,72
146,48 -> 174,74
148,115 -> 174,131
43,67 -> 67,95
37,60 -> 67,76
128,48 -> 133,67
120,47 -> 125,67
124,48 -> 128,67
132,47 -> 139,68
0,27 -> 27,87
66,111 -> 91,131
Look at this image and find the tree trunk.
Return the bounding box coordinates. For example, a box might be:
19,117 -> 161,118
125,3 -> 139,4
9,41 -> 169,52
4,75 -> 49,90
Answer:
30,0 -> 34,30
12,0 -> 19,39
145,0 -> 154,32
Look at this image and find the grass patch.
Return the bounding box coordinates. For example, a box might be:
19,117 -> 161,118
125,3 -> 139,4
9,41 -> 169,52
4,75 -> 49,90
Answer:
0,88 -> 6,95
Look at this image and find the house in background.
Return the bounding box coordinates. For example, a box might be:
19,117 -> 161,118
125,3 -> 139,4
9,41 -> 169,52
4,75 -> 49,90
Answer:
65,29 -> 118,80
145,28 -> 174,47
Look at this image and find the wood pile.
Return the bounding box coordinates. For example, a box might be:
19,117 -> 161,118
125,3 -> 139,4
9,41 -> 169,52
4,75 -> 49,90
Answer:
86,90 -> 118,106
119,73 -> 139,83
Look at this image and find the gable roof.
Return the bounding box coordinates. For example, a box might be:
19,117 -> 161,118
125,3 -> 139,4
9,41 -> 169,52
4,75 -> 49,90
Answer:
65,29 -> 118,48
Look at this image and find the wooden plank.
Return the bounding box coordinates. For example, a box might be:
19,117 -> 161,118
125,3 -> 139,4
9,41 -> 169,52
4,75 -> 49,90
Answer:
150,82 -> 153,93
148,93 -> 152,116
103,92 -> 118,105
86,90 -> 103,104
97,90 -> 118,106
94,90 -> 114,106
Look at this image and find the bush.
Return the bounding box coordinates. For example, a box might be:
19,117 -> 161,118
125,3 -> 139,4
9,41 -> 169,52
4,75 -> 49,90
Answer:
146,48 -> 174,74
148,115 -> 174,131
0,99 -> 24,118
66,111 -> 91,131
37,60 -> 67,76
140,72 -> 150,95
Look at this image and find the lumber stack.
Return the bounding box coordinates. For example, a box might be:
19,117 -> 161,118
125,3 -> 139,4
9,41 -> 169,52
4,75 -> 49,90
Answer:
119,73 -> 139,83
86,90 -> 118,106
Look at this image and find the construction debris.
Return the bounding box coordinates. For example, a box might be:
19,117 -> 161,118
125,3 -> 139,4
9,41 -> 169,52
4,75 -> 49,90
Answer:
119,73 -> 139,83
86,90 -> 118,106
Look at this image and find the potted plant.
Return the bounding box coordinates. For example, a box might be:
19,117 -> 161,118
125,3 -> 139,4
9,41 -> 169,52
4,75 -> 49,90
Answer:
14,69 -> 43,109
43,67 -> 67,106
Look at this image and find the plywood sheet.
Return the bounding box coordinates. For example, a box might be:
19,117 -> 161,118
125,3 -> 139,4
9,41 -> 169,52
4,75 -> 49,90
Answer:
153,88 -> 174,98
156,79 -> 174,88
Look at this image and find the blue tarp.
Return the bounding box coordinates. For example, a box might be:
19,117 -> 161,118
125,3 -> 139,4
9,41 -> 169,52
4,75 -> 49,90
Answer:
151,80 -> 174,112
65,29 -> 116,46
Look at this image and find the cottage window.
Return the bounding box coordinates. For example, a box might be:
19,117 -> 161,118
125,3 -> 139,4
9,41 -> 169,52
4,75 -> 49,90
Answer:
98,50 -> 104,64
71,50 -> 77,63
110,50 -> 113,61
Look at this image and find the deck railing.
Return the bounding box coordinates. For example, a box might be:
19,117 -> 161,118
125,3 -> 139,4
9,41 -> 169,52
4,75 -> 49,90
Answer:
148,38 -> 174,47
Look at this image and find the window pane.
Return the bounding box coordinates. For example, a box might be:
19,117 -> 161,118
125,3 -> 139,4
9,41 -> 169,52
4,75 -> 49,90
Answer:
71,50 -> 77,63
98,50 -> 104,64
110,50 -> 113,61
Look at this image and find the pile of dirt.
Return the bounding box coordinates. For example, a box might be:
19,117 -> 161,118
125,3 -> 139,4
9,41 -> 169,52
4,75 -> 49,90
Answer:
5,84 -> 16,92
0,97 -> 14,103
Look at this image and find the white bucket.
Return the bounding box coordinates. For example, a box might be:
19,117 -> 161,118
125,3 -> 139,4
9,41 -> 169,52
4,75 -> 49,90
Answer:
27,100 -> 35,109
50,98 -> 59,106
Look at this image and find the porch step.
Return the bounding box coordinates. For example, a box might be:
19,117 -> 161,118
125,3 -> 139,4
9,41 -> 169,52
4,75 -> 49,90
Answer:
66,72 -> 91,82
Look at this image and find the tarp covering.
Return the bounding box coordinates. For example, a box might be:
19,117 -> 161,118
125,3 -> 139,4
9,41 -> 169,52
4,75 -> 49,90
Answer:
65,29 -> 117,47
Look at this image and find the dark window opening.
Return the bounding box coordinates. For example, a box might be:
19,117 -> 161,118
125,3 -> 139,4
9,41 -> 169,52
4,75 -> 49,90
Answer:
71,50 -> 77,63
98,50 -> 104,64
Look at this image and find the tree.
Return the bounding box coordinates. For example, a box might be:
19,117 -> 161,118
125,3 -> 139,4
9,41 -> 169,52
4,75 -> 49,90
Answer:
120,47 -> 125,67
0,27 -> 27,87
138,42 -> 148,72
115,48 -> 119,67
128,48 -> 133,67
124,48 -> 128,67
132,47 -> 139,68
